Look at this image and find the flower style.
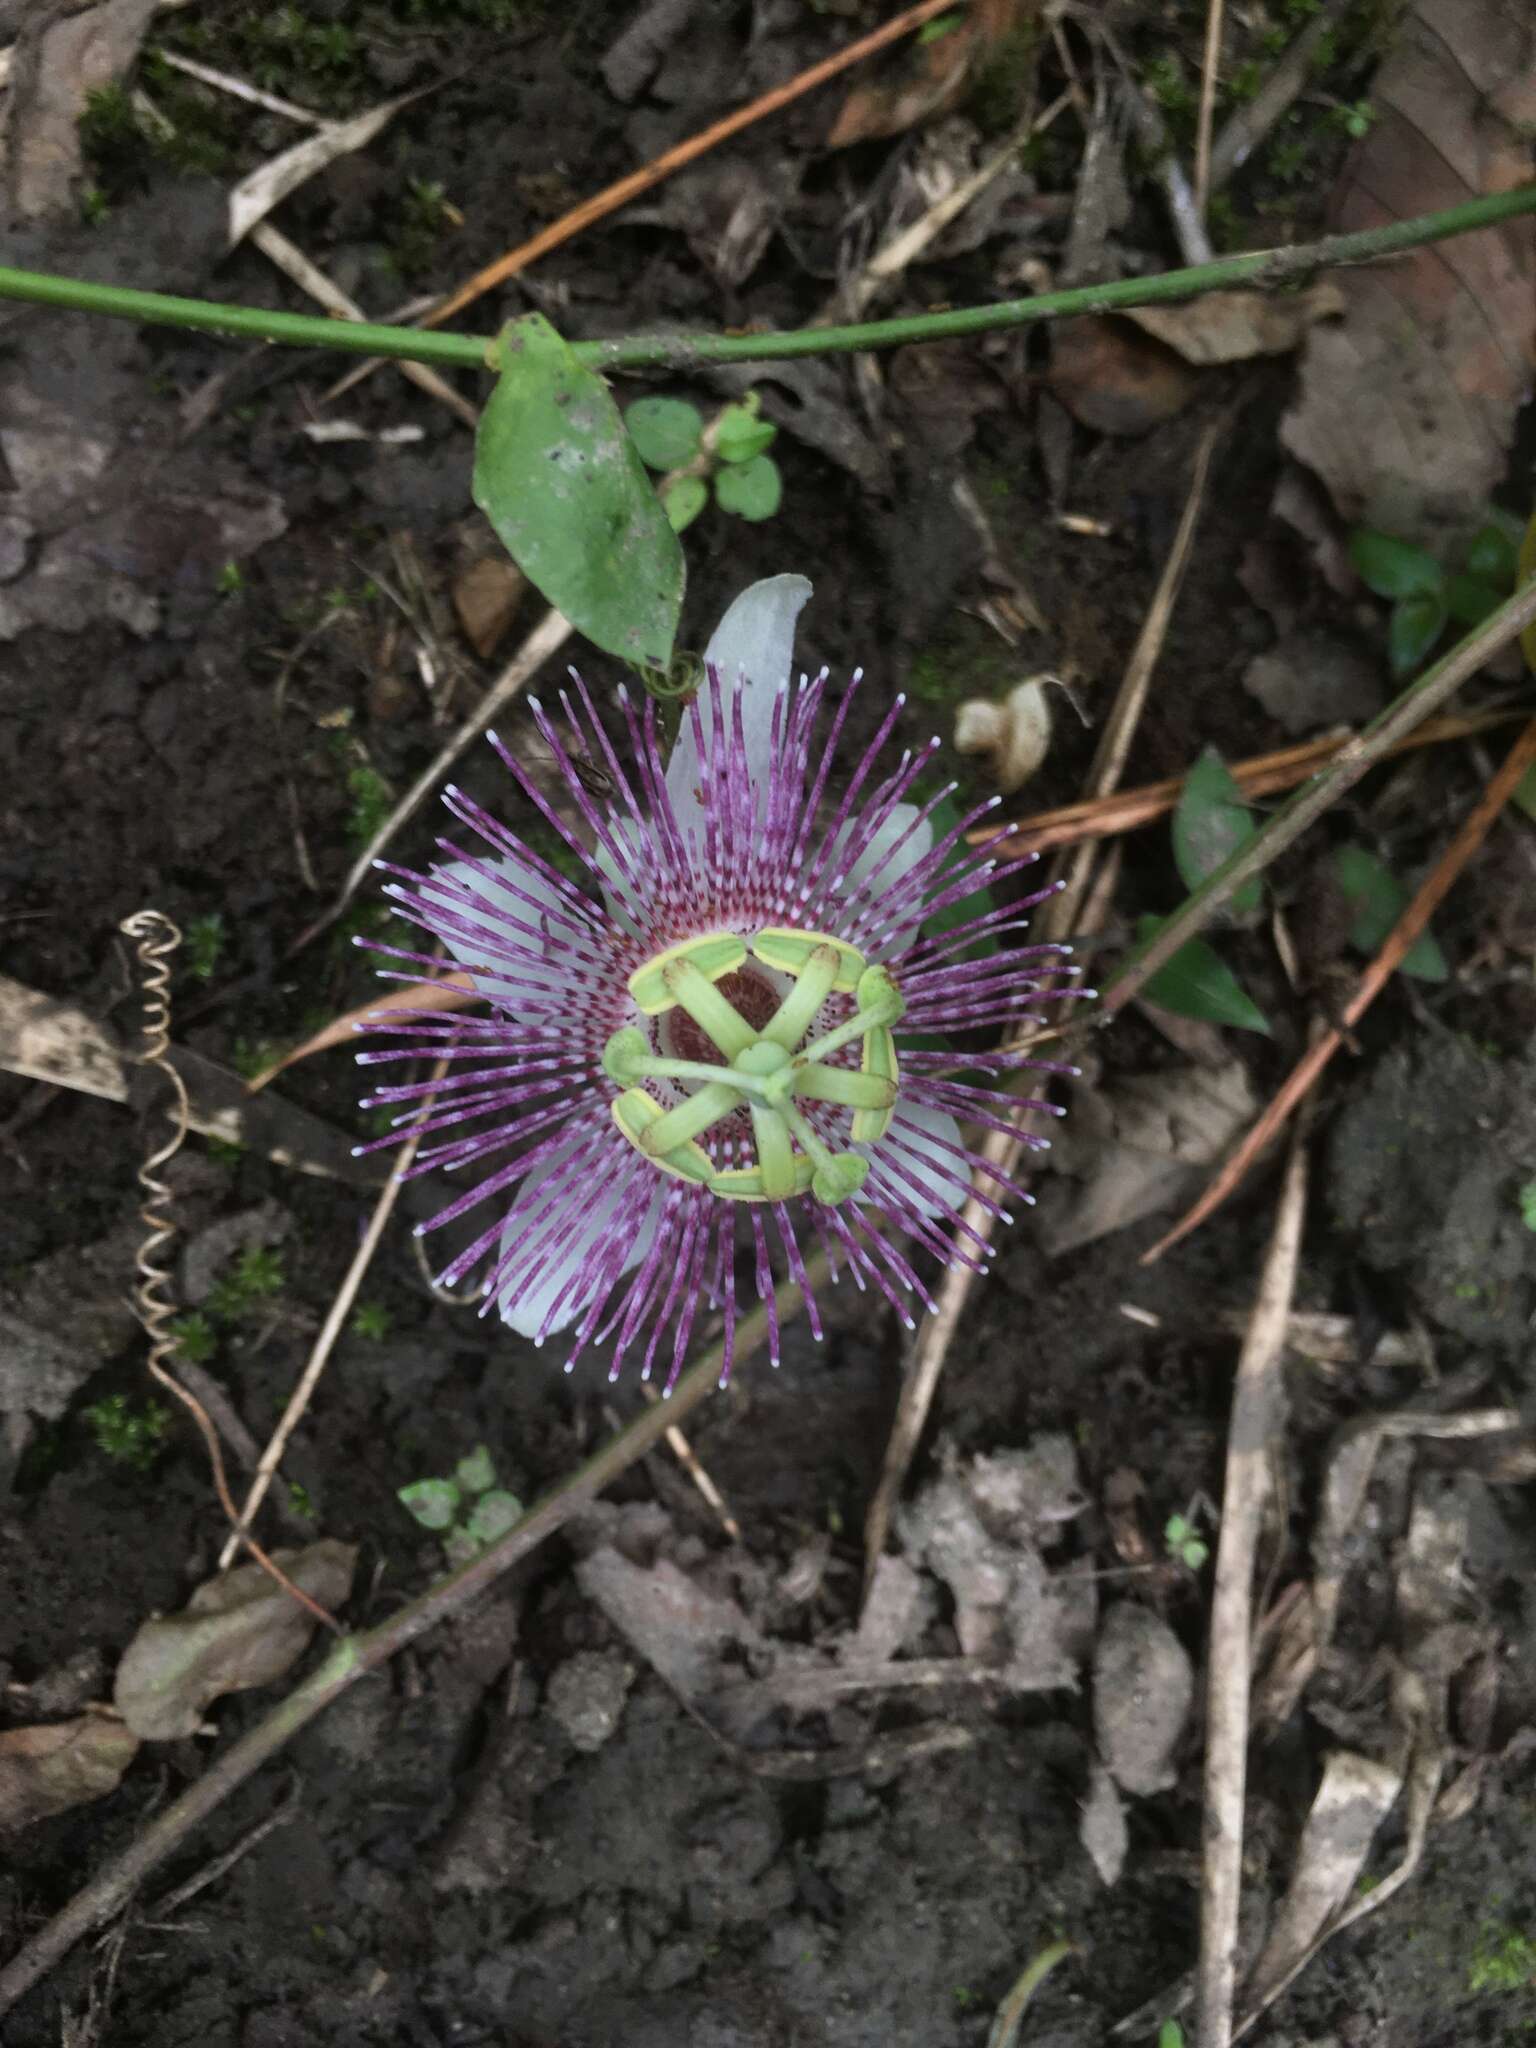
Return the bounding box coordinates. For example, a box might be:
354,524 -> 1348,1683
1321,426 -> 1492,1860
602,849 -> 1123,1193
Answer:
358,576 -> 1081,1388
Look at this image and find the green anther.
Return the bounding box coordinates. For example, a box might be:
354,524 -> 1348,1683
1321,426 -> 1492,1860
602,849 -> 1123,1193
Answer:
662,958 -> 756,1058
749,1103 -> 797,1201
851,1025 -> 898,1142
602,1025 -> 650,1086
628,932 -> 746,1015
709,1157 -> 816,1203
811,1154 -> 869,1204
798,963 -> 906,1066
610,1090 -> 714,1184
791,1060 -> 897,1114
751,926 -> 865,992
639,1079 -> 743,1154
762,941 -> 842,1051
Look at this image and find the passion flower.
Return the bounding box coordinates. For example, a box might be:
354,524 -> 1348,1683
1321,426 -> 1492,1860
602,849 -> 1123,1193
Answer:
359,576 -> 1080,1386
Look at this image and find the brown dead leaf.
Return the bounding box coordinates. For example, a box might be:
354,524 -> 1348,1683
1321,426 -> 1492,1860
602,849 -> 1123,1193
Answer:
826,0 -> 1024,147
1125,283 -> 1344,366
452,556 -> 527,659
1092,1603 -> 1194,1797
1279,0 -> 1536,551
246,972 -> 478,1091
0,1714 -> 139,1831
113,1541 -> 356,1740
1039,1060 -> 1257,1254
1045,317 -> 1201,436
0,0 -> 158,220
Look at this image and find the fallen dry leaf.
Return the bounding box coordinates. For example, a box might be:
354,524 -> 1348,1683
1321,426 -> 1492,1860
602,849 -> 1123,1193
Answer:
1045,317 -> 1201,436
113,1541 -> 356,1741
0,1714 -> 140,1831
1126,283 -> 1344,366
1279,0 -> 1536,550
246,972 -> 479,1091
0,0 -> 157,220
826,0 -> 1024,147
1039,1060 -> 1257,1254
1079,1759 -> 1129,1887
452,555 -> 528,658
1241,630 -> 1384,736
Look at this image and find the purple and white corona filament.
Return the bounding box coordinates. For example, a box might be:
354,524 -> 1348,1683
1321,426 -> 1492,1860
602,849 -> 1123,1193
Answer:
357,576 -> 1084,1388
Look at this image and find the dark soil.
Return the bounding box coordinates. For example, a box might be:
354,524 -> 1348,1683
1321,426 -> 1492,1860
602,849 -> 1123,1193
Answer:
4,6 -> 1536,2046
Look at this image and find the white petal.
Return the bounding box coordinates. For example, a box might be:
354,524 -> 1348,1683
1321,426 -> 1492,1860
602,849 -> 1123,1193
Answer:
832,801 -> 934,902
880,1100 -> 971,1221
428,852 -> 574,1022
496,1144 -> 659,1339
666,573 -> 811,831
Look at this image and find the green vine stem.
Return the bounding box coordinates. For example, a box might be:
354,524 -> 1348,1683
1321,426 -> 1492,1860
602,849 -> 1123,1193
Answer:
0,184 -> 1532,373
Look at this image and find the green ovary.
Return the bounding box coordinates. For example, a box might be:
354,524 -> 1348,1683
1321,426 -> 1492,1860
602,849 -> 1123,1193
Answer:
606,928 -> 905,1205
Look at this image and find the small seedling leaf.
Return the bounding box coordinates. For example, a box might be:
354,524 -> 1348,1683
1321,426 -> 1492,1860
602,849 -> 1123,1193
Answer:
715,403 -> 777,464
626,395 -> 703,471
1158,2022 -> 1187,2048
1172,747 -> 1261,912
1520,508 -> 1536,674
1332,845 -> 1448,981
474,316 -> 683,667
398,1477 -> 461,1531
1137,918 -> 1271,1034
1464,518 -> 1518,587
1513,762 -> 1536,826
1349,527 -> 1442,600
1388,589 -> 1448,676
454,1445 -> 496,1495
1446,572 -> 1505,628
1518,1181 -> 1536,1233
463,1490 -> 523,1548
663,474 -> 707,533
714,453 -> 782,522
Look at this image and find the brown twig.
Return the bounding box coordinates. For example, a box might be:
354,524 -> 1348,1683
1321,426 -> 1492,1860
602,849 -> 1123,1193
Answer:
322,0 -> 964,405
0,1265 -> 820,2019
1144,711 -> 1536,1264
1196,1116 -> 1310,2048
972,709 -> 1521,861
860,422 -> 1220,1593
117,913 -> 338,1631
638,1383 -> 743,1543
218,1047 -> 454,1568
1192,0 -> 1226,223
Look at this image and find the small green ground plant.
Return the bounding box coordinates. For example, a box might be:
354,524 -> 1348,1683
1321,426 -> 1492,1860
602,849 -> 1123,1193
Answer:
399,1445 -> 522,1566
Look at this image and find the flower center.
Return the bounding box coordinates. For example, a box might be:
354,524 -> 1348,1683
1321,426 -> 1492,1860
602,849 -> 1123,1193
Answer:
603,928 -> 905,1206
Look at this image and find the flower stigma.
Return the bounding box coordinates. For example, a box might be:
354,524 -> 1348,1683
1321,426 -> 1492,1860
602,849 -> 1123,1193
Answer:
602,928 -> 904,1204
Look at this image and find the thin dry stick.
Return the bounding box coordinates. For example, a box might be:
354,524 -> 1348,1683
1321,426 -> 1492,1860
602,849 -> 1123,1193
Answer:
860,424 -> 1220,1589
219,1050 -> 452,1568
975,708 -> 1521,861
323,0 -> 961,404
1097,576 -> 1536,1024
1192,0 -> 1226,222
1196,1119 -> 1310,2048
639,1383 -> 743,1543
1146,710 -> 1536,1264
0,1263 -> 820,2020
296,603 -> 574,950
118,913 -> 338,1629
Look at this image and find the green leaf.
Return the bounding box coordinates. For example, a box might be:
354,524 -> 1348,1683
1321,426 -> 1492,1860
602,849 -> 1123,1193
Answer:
625,395 -> 703,471
715,403 -> 777,464
454,1444 -> 495,1495
1332,845 -> 1448,981
1157,2025 -> 1187,2048
663,474 -> 707,533
920,796 -> 997,960
1464,518 -> 1518,587
1172,747 -> 1261,913
1388,588 -> 1448,676
463,1489 -> 523,1548
1137,917 -> 1271,1034
1513,762 -> 1536,825
397,1478 -> 459,1531
1446,572 -> 1504,628
1348,527 -> 1443,599
713,453 -> 782,522
473,315 -> 684,668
